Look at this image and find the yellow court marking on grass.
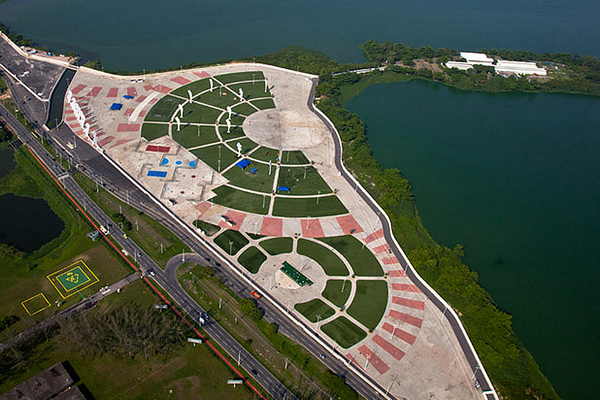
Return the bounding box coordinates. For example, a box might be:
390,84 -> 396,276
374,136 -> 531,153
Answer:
47,260 -> 99,299
21,293 -> 51,316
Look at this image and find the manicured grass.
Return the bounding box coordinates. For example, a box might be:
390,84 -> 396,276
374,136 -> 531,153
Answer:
141,123 -> 168,141
272,195 -> 348,218
281,150 -> 310,165
259,237 -> 293,255
319,235 -> 383,277
250,98 -> 276,110
297,239 -> 348,276
214,229 -> 249,256
294,299 -> 334,323
171,78 -> 211,98
181,102 -> 223,124
196,88 -> 240,109
172,125 -> 219,148
191,143 -> 240,172
322,279 -> 352,308
218,125 -> 246,140
232,102 -> 259,116
320,316 -> 367,349
250,146 -> 280,163
347,281 -> 388,331
209,186 -> 270,215
218,113 -> 245,126
145,95 -> 184,122
193,220 -> 220,236
215,71 -> 265,84
228,82 -> 272,100
225,137 -> 259,154
238,246 -> 267,274
277,166 -> 332,195
223,160 -> 275,194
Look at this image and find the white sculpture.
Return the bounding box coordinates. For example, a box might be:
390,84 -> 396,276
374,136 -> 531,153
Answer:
238,88 -> 244,99
227,105 -> 232,119
187,89 -> 193,102
175,116 -> 181,131
210,78 -> 214,92
226,118 -> 231,133
265,78 -> 268,92
269,159 -> 272,175
177,103 -> 184,118
236,142 -> 242,157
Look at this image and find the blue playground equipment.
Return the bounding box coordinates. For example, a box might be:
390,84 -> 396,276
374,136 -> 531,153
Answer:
278,186 -> 290,193
160,157 -> 170,166
250,167 -> 258,174
110,103 -> 123,110
123,94 -> 134,99
147,170 -> 167,178
235,159 -> 251,169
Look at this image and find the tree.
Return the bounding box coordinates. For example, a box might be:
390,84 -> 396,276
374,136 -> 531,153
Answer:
238,299 -> 263,321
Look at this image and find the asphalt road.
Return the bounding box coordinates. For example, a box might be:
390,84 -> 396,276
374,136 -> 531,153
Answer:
308,78 -> 497,400
0,102 -> 292,400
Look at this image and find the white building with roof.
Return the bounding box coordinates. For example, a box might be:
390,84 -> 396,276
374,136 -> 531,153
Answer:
445,51 -> 547,76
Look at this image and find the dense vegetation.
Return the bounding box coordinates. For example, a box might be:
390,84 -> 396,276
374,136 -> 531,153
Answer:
0,120 -> 12,142
361,39 -> 600,96
59,303 -> 188,360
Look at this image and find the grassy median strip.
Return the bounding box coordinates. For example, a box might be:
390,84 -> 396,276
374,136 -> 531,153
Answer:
72,172 -> 190,266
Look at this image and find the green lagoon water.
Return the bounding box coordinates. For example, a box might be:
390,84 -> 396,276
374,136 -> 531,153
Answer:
1,0 -> 599,398
346,80 -> 600,400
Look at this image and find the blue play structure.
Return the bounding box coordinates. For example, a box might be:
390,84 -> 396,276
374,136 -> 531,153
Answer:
189,160 -> 197,168
250,167 -> 258,174
160,157 -> 170,166
147,170 -> 167,178
235,159 -> 251,169
278,186 -> 290,193
123,94 -> 134,99
175,160 -> 182,165
110,103 -> 123,111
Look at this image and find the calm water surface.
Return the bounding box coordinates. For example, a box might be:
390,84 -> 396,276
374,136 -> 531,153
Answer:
0,193 -> 64,252
1,0 -> 600,398
346,80 -> 600,400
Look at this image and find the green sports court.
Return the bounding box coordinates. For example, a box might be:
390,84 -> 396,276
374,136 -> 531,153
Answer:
47,260 -> 99,299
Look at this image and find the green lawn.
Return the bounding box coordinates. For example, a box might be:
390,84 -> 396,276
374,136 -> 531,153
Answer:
322,279 -> 352,308
238,246 -> 267,274
214,71 -> 265,84
259,237 -> 293,255
180,102 -> 223,124
281,150 -> 310,165
232,102 -> 259,116
145,95 -> 184,122
218,125 -> 246,140
297,239 -> 348,276
196,88 -> 240,109
141,123 -> 168,142
214,229 -> 249,256
347,281 -> 388,331
294,299 -> 334,323
190,143 -> 240,172
218,113 -> 245,126
209,186 -> 270,215
320,316 -> 367,349
272,196 -> 348,218
225,137 -> 259,155
223,161 -> 275,194
171,78 -> 211,98
277,166 -> 332,195
193,220 -> 220,236
250,98 -> 276,110
228,82 -> 272,100
318,235 -> 383,277
250,146 -> 280,163
172,125 -> 219,148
